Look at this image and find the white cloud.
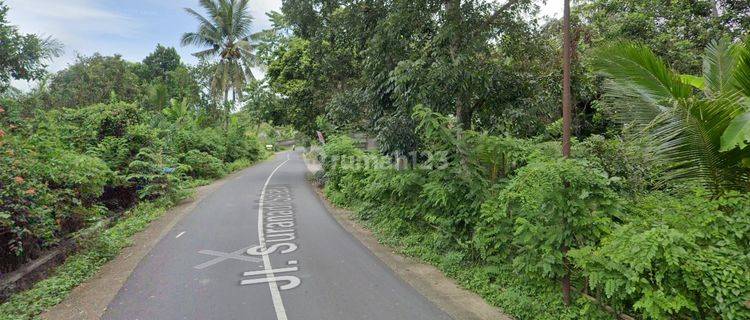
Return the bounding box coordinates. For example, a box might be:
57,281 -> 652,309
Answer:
4,1 -> 133,90
5,0 -> 142,78
6,0 -> 139,46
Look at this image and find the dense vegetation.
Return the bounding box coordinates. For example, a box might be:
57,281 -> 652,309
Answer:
0,93 -> 265,272
319,107 -> 750,319
0,0 -> 269,274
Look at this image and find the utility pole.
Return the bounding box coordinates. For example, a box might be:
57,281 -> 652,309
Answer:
561,0 -> 573,307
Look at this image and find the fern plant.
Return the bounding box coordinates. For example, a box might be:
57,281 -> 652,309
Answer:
593,38 -> 750,192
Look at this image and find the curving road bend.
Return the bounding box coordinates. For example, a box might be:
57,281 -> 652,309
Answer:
102,150 -> 453,320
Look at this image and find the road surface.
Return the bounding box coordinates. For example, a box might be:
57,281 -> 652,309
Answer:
103,150 -> 453,320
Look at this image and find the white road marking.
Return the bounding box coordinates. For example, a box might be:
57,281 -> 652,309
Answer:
197,250 -> 262,264
175,231 -> 186,238
257,157 -> 291,320
194,246 -> 261,270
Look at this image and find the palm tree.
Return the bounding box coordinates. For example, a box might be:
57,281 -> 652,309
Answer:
181,0 -> 257,127
593,38 -> 750,192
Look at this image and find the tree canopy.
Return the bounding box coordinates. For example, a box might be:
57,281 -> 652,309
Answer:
0,1 -> 60,92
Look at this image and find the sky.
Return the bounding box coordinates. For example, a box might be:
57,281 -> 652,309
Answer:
5,0 -> 563,90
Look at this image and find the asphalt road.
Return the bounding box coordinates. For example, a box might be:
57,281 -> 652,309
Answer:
103,151 -> 453,320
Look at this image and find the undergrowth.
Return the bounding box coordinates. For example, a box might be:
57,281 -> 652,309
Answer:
336,198 -> 612,320
0,198 -> 174,320
318,106 -> 750,319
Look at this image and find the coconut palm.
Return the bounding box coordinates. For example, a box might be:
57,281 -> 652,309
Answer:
593,38 -> 750,192
181,0 -> 257,127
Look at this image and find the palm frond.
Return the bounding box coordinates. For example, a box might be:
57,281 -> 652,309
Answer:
595,42 -> 750,191
733,38 -> 750,97
192,47 -> 220,59
39,36 -> 64,59
231,0 -> 254,39
198,0 -> 222,21
181,32 -> 214,48
217,0 -> 233,39
593,43 -> 692,103
703,38 -> 738,96
235,39 -> 258,62
184,7 -> 219,35
650,98 -> 747,190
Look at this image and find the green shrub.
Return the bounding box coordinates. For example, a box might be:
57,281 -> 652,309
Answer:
0,100 -> 266,272
61,102 -> 144,151
570,191 -> 750,319
322,107 -> 750,319
34,150 -> 111,203
320,135 -> 364,190
477,158 -> 621,280
573,135 -> 661,194
471,134 -> 534,182
24,117 -> 112,215
34,150 -> 111,236
0,136 -> 56,262
0,127 -> 111,267
171,125 -> 226,160
181,149 -> 225,179
224,119 -> 264,162
243,135 -> 264,162
126,147 -> 186,200
313,107 -> 750,319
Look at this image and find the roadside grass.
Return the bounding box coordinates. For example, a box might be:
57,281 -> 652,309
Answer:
0,157 -> 263,320
338,200 -> 613,320
226,158 -> 253,173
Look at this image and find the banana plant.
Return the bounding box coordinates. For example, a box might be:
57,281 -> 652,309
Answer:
593,38 -> 750,192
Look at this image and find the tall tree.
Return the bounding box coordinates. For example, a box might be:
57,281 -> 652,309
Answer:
181,0 -> 258,127
45,54 -> 142,109
138,44 -> 182,82
0,1 -> 61,93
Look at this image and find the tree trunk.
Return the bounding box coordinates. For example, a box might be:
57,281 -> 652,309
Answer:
562,2 -> 572,159
561,0 -> 573,307
445,0 -> 466,127
223,89 -> 230,131
229,89 -> 237,130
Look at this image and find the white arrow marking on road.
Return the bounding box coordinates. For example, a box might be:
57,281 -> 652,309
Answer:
257,156 -> 291,320
176,231 -> 186,238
